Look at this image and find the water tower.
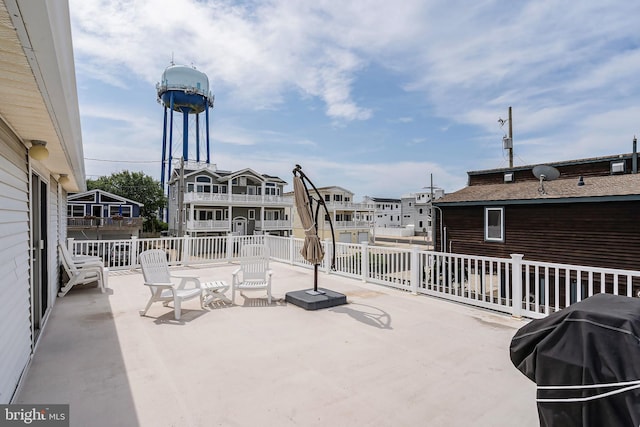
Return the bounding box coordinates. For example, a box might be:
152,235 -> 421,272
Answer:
156,64 -> 214,196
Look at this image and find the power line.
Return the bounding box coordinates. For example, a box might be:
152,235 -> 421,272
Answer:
84,157 -> 160,163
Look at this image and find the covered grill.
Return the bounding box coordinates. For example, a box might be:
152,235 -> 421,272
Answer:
510,293 -> 640,426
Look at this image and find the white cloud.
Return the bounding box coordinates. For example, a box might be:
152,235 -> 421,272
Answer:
71,0 -> 640,196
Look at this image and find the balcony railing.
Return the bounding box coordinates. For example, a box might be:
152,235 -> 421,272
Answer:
327,220 -> 372,229
186,220 -> 230,231
183,192 -> 293,206
255,220 -> 292,230
68,235 -> 640,319
323,201 -> 374,210
67,217 -> 143,229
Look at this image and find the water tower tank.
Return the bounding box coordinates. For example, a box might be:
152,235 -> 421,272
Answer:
157,65 -> 213,114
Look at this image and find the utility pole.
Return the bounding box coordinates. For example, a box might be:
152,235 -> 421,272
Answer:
177,156 -> 185,237
508,106 -> 513,168
429,173 -> 434,245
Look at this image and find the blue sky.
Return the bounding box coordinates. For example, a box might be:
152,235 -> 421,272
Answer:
69,0 -> 640,199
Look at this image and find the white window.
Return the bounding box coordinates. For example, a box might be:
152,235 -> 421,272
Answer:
248,209 -> 255,220
109,205 -> 132,217
68,205 -> 85,217
195,175 -> 212,193
485,207 -> 504,242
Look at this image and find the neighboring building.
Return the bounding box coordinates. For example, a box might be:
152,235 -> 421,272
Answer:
291,186 -> 375,244
67,189 -> 144,240
167,162 -> 293,237
433,151 -> 640,272
362,196 -> 402,228
0,0 -> 86,403
401,189 -> 445,235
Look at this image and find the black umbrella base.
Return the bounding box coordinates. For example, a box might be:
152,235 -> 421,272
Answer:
285,288 -> 347,311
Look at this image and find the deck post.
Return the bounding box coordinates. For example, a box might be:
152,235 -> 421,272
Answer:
226,233 -> 234,262
324,238 -> 332,274
511,254 -> 524,318
289,235 -> 295,265
130,236 -> 138,269
411,246 -> 419,295
361,241 -> 369,282
182,235 -> 191,266
67,237 -> 75,252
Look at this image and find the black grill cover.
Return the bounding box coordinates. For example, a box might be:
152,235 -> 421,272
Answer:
510,293 -> 640,427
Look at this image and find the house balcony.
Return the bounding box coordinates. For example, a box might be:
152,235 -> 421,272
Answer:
255,219 -> 292,230
186,219 -> 230,232
67,217 -> 144,230
323,201 -> 374,211
328,220 -> 372,229
183,192 -> 293,206
14,261 -> 537,426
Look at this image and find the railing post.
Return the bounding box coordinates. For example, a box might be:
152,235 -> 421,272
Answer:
324,238 -> 331,274
411,245 -> 419,295
289,235 -> 295,265
361,241 -> 369,282
511,254 -> 524,318
226,233 -> 234,263
130,236 -> 138,269
67,237 -> 75,252
182,235 -> 191,266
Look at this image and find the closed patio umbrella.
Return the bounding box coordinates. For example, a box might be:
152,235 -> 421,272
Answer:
292,165 -> 335,294
294,175 -> 324,265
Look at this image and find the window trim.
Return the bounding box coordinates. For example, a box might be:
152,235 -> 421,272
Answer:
484,207 -> 505,242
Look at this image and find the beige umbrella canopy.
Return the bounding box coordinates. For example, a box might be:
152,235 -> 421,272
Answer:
294,175 -> 324,265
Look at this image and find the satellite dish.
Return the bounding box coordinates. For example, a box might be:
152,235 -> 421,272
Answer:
532,165 -> 560,195
532,165 -> 560,181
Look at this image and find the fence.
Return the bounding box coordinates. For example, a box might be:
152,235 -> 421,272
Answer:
68,235 -> 640,319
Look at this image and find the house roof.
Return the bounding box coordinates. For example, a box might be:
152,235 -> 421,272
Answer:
467,153 -> 635,176
367,197 -> 401,203
435,173 -> 640,206
315,185 -> 354,195
68,189 -> 144,207
0,0 -> 85,191
176,166 -> 286,184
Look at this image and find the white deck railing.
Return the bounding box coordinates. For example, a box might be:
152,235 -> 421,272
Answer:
68,235 -> 640,319
183,193 -> 293,206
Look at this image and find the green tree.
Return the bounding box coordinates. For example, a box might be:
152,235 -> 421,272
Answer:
87,171 -> 167,232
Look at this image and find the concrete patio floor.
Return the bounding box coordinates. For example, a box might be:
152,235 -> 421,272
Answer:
16,262 -> 539,427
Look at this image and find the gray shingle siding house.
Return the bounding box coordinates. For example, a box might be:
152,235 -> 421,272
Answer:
167,162 -> 293,236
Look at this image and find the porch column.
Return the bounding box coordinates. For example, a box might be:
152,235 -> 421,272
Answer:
261,206 -> 265,231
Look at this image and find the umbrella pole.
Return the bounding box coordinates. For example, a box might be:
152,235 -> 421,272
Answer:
314,264 -> 318,292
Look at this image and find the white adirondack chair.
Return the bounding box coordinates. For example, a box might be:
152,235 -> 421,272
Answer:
232,244 -> 272,304
58,244 -> 108,297
139,249 -> 203,320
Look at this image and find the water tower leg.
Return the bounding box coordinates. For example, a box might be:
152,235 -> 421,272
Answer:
195,113 -> 200,162
182,107 -> 190,161
205,105 -> 211,164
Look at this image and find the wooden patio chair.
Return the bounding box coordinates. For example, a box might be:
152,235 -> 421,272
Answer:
58,244 -> 108,297
232,244 -> 272,304
139,249 -> 203,320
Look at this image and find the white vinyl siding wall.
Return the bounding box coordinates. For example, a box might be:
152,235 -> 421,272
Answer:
0,134 -> 31,404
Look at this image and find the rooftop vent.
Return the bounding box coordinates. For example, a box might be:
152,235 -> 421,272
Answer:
611,161 -> 625,174
504,173 -> 514,183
